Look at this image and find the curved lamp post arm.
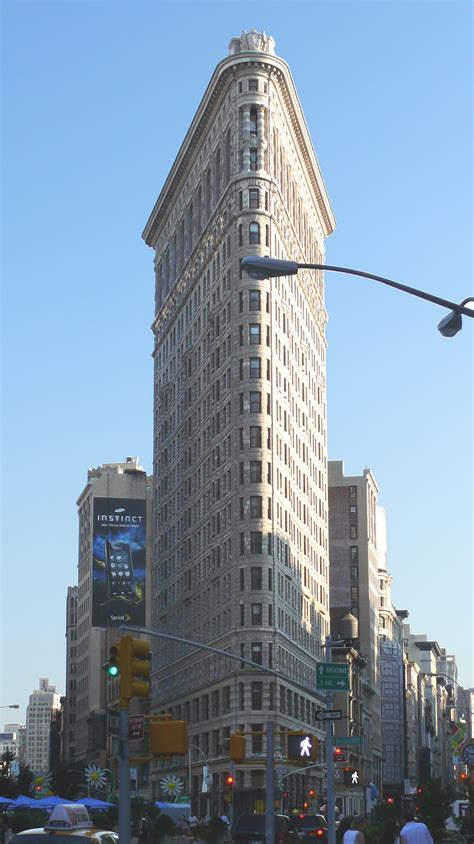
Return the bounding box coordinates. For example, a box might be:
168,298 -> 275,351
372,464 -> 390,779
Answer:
241,256 -> 474,335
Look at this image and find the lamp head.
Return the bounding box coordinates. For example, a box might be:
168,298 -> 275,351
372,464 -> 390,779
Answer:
241,256 -> 299,280
438,311 -> 462,337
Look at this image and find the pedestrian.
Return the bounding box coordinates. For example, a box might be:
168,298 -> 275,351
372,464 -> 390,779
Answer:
381,817 -> 401,844
399,811 -> 433,844
342,819 -> 365,844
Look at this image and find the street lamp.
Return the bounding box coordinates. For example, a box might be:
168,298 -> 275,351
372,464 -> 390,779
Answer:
241,257 -> 474,336
0,705 -> 20,709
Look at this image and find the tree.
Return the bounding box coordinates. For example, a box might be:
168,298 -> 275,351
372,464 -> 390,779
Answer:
17,765 -> 34,796
416,779 -> 454,842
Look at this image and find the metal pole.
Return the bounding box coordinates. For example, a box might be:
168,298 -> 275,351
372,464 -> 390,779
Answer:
325,636 -> 336,844
266,721 -> 275,844
119,705 -> 130,844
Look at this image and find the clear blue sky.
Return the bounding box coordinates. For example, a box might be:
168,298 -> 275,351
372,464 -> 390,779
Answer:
2,1 -> 472,728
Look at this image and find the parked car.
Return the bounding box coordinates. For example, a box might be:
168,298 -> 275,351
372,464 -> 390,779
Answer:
232,813 -> 303,844
291,814 -> 328,844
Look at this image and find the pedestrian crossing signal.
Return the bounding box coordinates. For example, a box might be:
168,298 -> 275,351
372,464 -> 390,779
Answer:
343,768 -> 360,787
287,733 -> 318,761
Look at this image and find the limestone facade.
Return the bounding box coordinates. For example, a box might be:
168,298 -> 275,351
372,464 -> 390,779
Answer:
144,32 -> 335,810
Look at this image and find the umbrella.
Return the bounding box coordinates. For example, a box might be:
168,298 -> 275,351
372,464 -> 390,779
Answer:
80,798 -> 116,809
35,797 -> 71,808
11,796 -> 45,808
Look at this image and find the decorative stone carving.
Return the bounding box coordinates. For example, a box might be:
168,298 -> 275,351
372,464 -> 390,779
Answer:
228,29 -> 276,56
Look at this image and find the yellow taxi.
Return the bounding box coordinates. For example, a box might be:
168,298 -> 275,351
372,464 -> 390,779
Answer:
10,804 -> 119,844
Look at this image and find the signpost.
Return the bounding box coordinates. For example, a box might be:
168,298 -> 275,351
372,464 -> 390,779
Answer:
316,710 -> 342,722
316,663 -> 350,691
335,736 -> 363,746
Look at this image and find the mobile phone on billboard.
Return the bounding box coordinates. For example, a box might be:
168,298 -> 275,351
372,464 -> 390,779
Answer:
105,540 -> 137,600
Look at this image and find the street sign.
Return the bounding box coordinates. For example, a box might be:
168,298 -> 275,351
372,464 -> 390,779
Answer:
316,663 -> 350,691
129,714 -> 145,741
316,709 -> 343,721
335,736 -> 363,746
461,740 -> 474,767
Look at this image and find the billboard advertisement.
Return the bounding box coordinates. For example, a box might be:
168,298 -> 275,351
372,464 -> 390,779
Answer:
92,497 -> 146,627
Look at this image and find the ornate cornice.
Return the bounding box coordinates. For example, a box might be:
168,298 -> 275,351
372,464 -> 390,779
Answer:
142,51 -> 335,248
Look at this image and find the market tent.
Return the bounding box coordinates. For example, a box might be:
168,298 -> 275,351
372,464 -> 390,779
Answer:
80,798 -> 116,808
0,796 -> 15,805
11,796 -> 45,808
35,797 -> 71,808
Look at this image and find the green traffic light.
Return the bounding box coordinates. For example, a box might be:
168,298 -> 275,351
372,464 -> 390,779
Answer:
108,664 -> 120,677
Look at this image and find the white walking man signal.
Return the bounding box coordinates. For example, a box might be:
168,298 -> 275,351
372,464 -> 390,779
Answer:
351,771 -> 359,784
300,736 -> 312,757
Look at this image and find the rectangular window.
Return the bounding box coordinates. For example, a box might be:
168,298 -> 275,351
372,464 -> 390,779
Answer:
239,359 -> 244,380
249,189 -> 259,209
351,586 -> 359,601
251,603 -> 262,625
250,149 -> 257,171
251,642 -> 262,665
249,357 -> 261,379
250,426 -> 262,448
250,496 -> 262,518
249,323 -> 261,344
350,525 -> 358,539
239,392 -> 244,413
249,290 -> 261,311
251,683 -> 263,711
250,532 -> 262,554
250,461 -> 262,482
248,79 -> 258,91
240,604 -> 245,626
240,568 -> 245,590
239,428 -> 244,450
240,498 -> 245,520
350,566 -> 358,580
249,391 -> 261,412
239,462 -> 244,484
349,485 -> 357,499
252,723 -> 263,753
350,546 -> 358,561
239,325 -> 244,346
239,532 -> 245,555
250,566 -> 262,589
350,505 -> 358,518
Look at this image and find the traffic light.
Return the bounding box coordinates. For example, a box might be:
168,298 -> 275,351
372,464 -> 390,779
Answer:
333,747 -> 345,762
229,733 -> 246,762
107,644 -> 120,678
459,773 -> 469,782
150,719 -> 188,756
416,786 -> 423,795
343,768 -> 360,787
387,797 -> 394,805
287,733 -> 318,761
120,635 -> 151,701
225,775 -> 235,788
309,789 -> 315,798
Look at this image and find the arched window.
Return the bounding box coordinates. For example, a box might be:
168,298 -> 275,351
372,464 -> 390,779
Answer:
249,222 -> 260,245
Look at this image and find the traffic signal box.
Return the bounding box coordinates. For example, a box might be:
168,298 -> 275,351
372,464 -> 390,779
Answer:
229,733 -> 246,762
150,719 -> 188,756
120,636 -> 151,702
333,747 -> 345,762
107,645 -> 120,678
287,732 -> 318,761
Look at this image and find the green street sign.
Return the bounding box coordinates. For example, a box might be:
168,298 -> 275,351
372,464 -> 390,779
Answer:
316,663 -> 350,691
335,736 -> 363,746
